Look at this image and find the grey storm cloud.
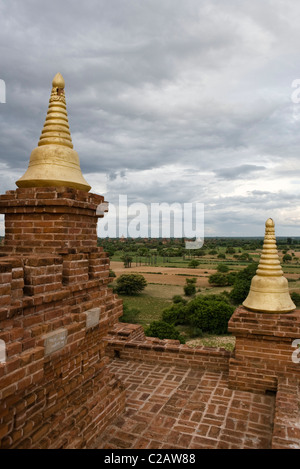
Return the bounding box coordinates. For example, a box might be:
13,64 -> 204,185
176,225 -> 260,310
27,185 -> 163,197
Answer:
214,164 -> 266,180
1,0 -> 300,236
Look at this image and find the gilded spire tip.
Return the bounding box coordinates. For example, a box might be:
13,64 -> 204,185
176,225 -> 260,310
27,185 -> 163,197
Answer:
266,218 -> 274,228
52,73 -> 65,89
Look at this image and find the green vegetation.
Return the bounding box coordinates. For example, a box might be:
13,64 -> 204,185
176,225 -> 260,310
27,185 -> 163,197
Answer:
229,263 -> 258,305
208,272 -> 236,286
283,253 -> 292,263
186,296 -> 234,334
102,236 -> 300,350
183,277 -> 197,296
145,321 -> 186,344
217,264 -> 229,273
208,273 -> 228,286
172,295 -> 187,305
121,253 -> 133,268
120,293 -> 171,325
291,292 -> 300,306
162,302 -> 187,325
161,293 -> 234,335
115,273 -> 147,295
120,304 -> 140,323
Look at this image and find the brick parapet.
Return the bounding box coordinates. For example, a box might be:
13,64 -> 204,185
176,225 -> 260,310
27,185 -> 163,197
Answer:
272,377 -> 300,449
228,306 -> 300,393
106,323 -> 231,372
0,186 -> 105,211
0,187 -> 107,254
228,306 -> 300,339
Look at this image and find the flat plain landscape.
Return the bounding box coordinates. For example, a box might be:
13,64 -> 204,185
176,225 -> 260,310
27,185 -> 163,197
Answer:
103,238 -> 300,351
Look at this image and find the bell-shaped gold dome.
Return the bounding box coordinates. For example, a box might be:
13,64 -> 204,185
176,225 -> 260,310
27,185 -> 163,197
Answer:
243,218 -> 296,313
16,73 -> 91,192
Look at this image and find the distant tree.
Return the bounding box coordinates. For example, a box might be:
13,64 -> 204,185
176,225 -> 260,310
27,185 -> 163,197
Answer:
116,273 -> 147,295
106,248 -> 116,258
185,296 -> 234,335
145,321 -> 186,343
239,252 -> 250,261
184,278 -> 197,296
217,253 -> 226,259
172,295 -> 187,305
193,249 -> 206,257
283,254 -> 292,263
217,264 -> 229,273
121,254 -> 133,268
226,272 -> 238,286
188,259 -> 200,268
226,247 -> 235,254
138,247 -> 149,256
162,302 -> 187,325
208,273 -> 228,286
230,263 -> 258,305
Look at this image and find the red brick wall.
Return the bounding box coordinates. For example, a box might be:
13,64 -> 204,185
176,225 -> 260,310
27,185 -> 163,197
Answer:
228,306 -> 300,393
0,188 -> 125,448
106,323 -> 231,372
272,377 -> 300,449
0,187 -> 106,254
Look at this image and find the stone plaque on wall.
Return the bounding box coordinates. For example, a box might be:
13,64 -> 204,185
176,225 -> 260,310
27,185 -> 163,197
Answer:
0,339 -> 6,364
85,307 -> 100,329
43,328 -> 68,355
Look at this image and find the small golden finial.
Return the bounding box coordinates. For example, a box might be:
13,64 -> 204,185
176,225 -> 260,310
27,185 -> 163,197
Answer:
16,73 -> 91,192
255,218 -> 283,278
52,72 -> 65,89
243,218 -> 296,313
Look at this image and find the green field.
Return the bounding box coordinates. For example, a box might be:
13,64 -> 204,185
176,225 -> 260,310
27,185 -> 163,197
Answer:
113,281 -> 236,350
106,237 -> 300,351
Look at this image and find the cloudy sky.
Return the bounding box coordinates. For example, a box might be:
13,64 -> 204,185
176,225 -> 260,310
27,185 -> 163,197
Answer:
1,0 -> 300,237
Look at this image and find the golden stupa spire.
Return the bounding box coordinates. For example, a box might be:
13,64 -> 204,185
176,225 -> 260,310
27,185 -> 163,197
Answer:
16,73 -> 91,192
243,218 -> 296,313
38,73 -> 73,149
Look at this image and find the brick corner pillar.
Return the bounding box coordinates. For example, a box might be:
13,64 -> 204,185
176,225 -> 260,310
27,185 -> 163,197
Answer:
0,186 -> 106,255
228,306 -> 300,394
0,186 -> 125,449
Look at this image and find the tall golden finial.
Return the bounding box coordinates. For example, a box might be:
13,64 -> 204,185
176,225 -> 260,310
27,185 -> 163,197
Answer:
16,73 -> 91,192
38,73 -> 73,149
243,218 -> 296,313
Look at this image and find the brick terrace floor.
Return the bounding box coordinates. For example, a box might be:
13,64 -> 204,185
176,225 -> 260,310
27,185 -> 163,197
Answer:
93,359 -> 275,449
